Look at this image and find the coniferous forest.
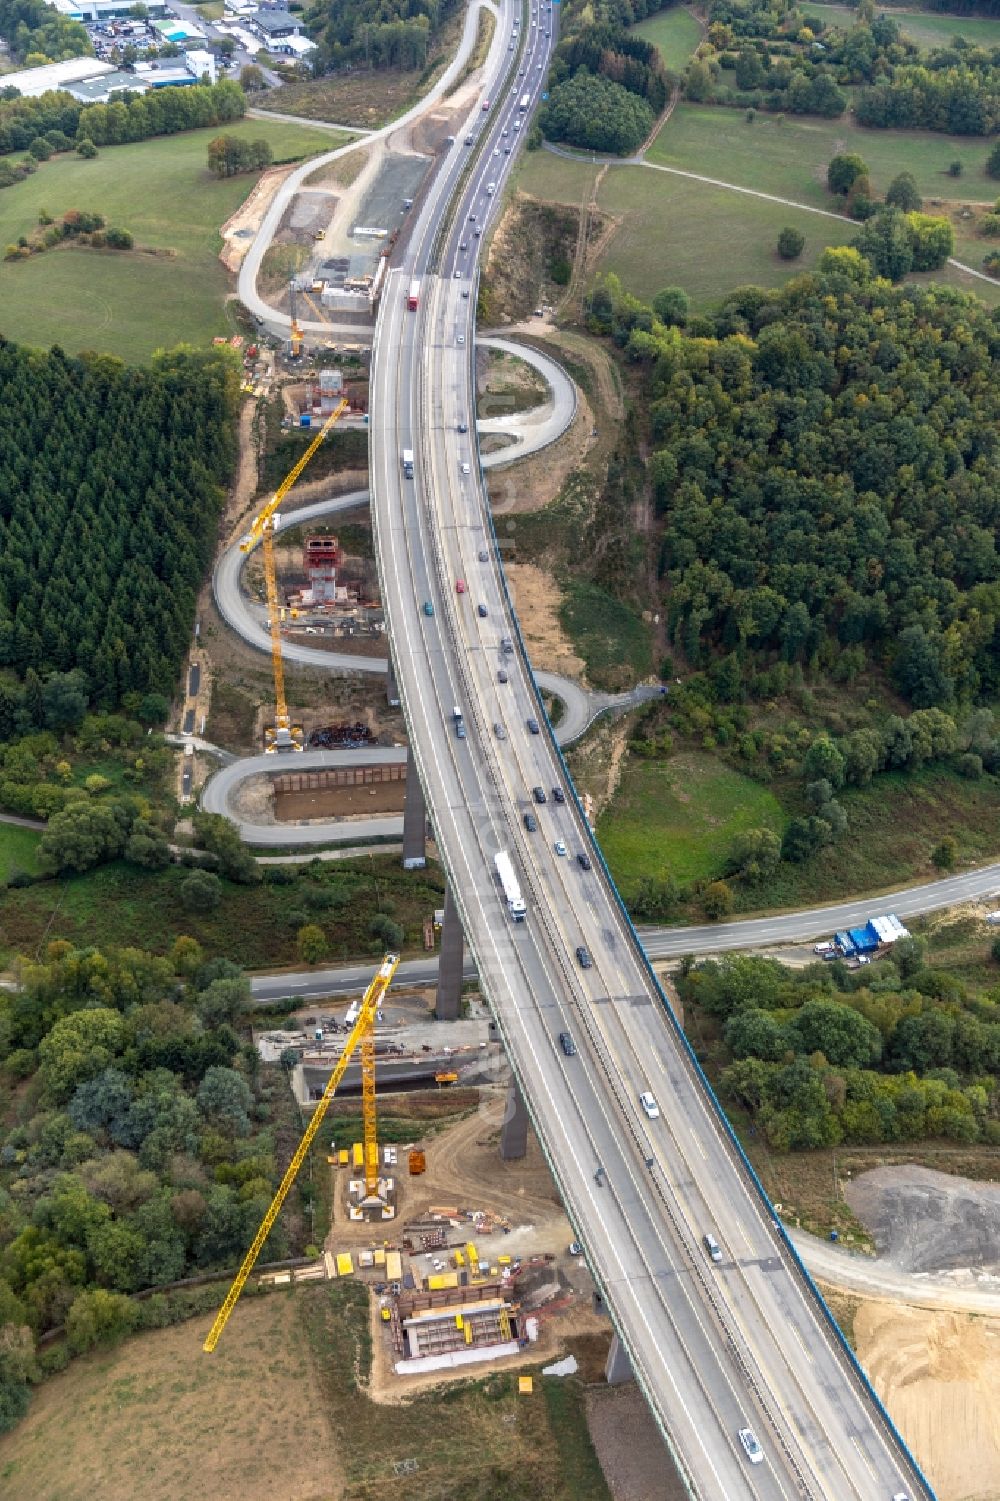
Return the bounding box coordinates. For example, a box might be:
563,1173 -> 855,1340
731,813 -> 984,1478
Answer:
0,341 -> 240,711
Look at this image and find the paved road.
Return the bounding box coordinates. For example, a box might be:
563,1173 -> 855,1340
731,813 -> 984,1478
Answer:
364,3 -> 932,1494
0,811 -> 45,831
201,747 -> 407,845
476,334 -> 576,463
237,0 -> 502,336
786,1230 -> 1000,1316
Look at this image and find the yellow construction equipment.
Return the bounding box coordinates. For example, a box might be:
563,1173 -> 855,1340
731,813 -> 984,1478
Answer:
240,397 -> 349,752
202,952 -> 399,1353
287,277 -> 303,359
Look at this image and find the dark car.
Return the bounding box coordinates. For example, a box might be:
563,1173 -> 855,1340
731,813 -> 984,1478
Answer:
552,787 -> 565,804
527,717 -> 540,734
576,851 -> 592,870
477,603 -> 488,617
523,812 -> 537,832
575,946 -> 592,969
559,1031 -> 576,1056
497,668 -> 509,684
478,549 -> 489,562
532,786 -> 547,804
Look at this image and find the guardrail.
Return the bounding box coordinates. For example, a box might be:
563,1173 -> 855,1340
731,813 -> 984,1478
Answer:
466,259 -> 937,1501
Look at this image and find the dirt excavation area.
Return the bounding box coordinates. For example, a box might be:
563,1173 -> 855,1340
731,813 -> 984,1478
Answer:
505,562 -> 587,682
857,1301 -> 1000,1501
274,781 -> 405,821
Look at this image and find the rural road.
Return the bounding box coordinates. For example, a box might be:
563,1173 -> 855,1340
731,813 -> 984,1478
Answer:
541,141 -> 1000,287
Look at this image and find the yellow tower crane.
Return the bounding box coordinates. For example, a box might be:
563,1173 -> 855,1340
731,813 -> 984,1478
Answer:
287,277 -> 304,359
241,396 -> 349,752
203,952 -> 400,1353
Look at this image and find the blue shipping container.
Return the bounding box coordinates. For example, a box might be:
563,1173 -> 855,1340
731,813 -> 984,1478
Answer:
300,413 -> 312,428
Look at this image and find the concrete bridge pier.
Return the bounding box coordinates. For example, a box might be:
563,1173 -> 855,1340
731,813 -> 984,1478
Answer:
605,1334 -> 634,1386
401,747 -> 426,868
435,883 -> 464,1021
500,1078 -> 529,1160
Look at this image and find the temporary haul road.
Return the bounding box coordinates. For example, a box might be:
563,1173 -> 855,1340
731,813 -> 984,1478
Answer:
227,5 -> 935,1496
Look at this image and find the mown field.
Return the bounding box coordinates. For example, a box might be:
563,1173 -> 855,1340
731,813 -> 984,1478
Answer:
517,107 -> 1000,306
515,149 -> 858,305
804,1 -> 1000,52
0,118 -> 347,361
597,752 -> 786,889
0,822 -> 41,882
631,6 -> 703,71
648,104 -> 1000,210
0,1283 -> 611,1501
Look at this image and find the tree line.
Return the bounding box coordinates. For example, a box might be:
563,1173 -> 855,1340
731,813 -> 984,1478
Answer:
538,0 -> 672,155
0,342 -> 240,712
0,76 -> 246,156
0,939 -> 289,1432
679,950 -> 1000,1151
587,255 -> 999,708
688,0 -> 1000,130
304,0 -> 458,73
0,0 -> 90,64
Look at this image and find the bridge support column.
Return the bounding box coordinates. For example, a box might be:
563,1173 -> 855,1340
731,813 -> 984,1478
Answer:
435,884 -> 464,1021
386,657 -> 400,708
605,1334 -> 633,1387
401,747 -> 426,869
500,1079 -> 529,1161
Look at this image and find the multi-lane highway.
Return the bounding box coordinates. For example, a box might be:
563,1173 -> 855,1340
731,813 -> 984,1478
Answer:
365,2 -> 934,1497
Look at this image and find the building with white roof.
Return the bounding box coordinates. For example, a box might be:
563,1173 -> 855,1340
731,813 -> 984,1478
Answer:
6,56 -> 115,98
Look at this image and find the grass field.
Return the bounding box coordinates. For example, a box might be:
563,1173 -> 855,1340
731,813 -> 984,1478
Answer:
727,766 -> 1000,914
0,1282 -> 612,1501
805,1 -> 1000,51
0,854 -> 444,969
632,7 -> 703,70
650,103 -> 1000,208
559,579 -> 653,690
516,150 -> 858,305
597,752 -> 787,889
0,118 -> 347,361
0,822 -> 41,881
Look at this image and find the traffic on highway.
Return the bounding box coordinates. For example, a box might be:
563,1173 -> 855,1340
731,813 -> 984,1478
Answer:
366,1 -> 935,1497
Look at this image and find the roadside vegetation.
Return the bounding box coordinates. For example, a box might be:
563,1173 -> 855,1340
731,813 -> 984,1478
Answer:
0,939 -> 300,1433
683,946 -> 1000,1149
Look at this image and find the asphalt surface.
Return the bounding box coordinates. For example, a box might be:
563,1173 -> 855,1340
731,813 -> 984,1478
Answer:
362,4 -> 931,1496
237,0 -> 500,337
201,747 -> 407,845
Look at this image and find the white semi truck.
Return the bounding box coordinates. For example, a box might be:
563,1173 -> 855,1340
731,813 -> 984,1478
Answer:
495,851 -> 526,921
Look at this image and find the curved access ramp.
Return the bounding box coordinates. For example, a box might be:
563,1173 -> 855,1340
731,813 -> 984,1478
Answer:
200,747 -> 407,846
475,336 -> 577,465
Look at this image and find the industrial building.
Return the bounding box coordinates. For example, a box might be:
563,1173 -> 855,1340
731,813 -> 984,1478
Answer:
53,0 -> 168,17
5,56 -> 115,97
65,68 -> 148,102
250,8 -> 301,39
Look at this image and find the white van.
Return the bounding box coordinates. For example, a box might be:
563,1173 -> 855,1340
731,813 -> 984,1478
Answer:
639,1091 -> 659,1120
486,181 -> 496,195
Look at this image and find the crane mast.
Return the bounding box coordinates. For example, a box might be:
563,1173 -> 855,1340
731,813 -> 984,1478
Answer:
241,397 -> 349,751
202,952 -> 400,1353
